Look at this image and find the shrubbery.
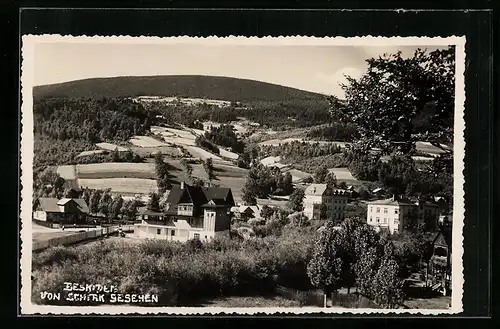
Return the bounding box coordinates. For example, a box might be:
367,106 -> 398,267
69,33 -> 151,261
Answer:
32,226 -> 317,306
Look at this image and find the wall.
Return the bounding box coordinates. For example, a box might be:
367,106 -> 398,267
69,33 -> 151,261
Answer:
33,211 -> 47,221
32,225 -> 134,251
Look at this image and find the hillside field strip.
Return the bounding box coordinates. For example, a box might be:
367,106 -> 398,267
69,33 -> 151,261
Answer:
327,167 -> 357,182
283,168 -> 312,183
75,162 -> 156,179
78,178 -> 158,195
129,145 -> 181,157
96,142 -> 129,152
129,135 -> 168,148
76,150 -> 106,158
186,146 -> 223,161
56,165 -> 77,180
213,163 -> 248,178
258,138 -> 347,148
219,148 -> 239,160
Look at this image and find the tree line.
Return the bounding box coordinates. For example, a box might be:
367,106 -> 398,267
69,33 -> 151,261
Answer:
241,163 -> 294,204
204,124 -> 245,153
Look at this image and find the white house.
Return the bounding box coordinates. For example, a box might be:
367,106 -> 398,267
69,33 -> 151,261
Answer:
366,196 -> 440,234
302,184 -> 349,222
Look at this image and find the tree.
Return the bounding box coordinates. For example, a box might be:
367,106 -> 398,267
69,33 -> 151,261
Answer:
89,189 -> 102,214
98,190 -> 113,218
148,192 -> 160,212
204,158 -> 216,181
372,242 -> 405,308
307,220 -> 343,307
154,152 -> 171,193
325,172 -> 337,187
288,188 -> 305,212
242,184 -> 257,205
329,46 -> 455,154
358,187 -> 369,200
111,195 -> 124,219
260,205 -> 275,221
319,203 -> 328,221
335,217 -> 364,293
314,166 -> 329,184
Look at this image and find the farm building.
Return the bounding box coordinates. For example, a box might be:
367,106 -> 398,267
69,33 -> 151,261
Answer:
231,205 -> 263,221
134,182 -> 235,242
33,197 -> 89,224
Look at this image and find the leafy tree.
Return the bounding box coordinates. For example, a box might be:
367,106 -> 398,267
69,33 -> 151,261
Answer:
307,220 -> 343,307
358,187 -> 369,200
89,189 -> 102,214
154,153 -> 171,193
111,195 -> 124,219
288,188 -> 305,212
325,172 -> 337,187
260,205 -> 275,221
98,189 -> 113,217
314,166 -> 329,184
319,203 -> 328,221
242,184 -> 257,205
64,188 -> 80,199
329,46 -> 455,154
372,242 -> 405,308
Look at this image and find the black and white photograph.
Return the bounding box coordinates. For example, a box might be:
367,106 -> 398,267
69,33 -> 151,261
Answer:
20,35 -> 465,314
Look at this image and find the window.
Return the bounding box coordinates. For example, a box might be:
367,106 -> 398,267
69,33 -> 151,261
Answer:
156,229 -> 161,235
376,217 -> 380,223
395,209 -> 399,214
194,233 -> 200,240
171,230 -> 175,236
384,208 -> 388,213
205,235 -> 207,239
369,217 -> 373,222
376,207 -> 380,213
383,218 -> 387,224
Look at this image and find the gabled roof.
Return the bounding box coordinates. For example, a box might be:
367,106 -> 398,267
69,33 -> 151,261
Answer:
304,184 -> 328,196
72,199 -> 90,214
433,228 -> 452,250
368,198 -> 415,207
36,198 -> 61,213
166,183 -> 235,211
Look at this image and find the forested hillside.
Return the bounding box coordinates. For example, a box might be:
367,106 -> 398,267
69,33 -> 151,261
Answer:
33,75 -> 325,102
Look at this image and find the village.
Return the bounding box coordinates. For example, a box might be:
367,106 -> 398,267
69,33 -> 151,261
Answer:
29,43 -> 456,309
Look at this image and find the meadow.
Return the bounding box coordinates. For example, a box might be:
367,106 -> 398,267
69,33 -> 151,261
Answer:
78,178 -> 158,195
75,163 -> 156,179
96,142 -> 128,152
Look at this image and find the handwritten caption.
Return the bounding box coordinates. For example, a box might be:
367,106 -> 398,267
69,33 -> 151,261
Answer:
39,282 -> 159,304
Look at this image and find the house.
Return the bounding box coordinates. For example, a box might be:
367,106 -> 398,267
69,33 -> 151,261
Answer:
134,182 -> 235,242
302,184 -> 349,222
427,226 -> 452,296
232,205 -> 262,221
33,197 -> 89,223
366,196 -> 440,234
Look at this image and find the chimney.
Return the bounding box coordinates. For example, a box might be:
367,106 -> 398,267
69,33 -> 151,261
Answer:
180,181 -> 185,190
392,194 -> 397,201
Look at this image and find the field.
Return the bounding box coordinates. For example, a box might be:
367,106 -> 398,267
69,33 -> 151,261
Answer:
129,135 -> 168,148
78,178 -> 158,195
219,148 -> 239,160
213,163 -> 248,178
415,141 -> 450,155
56,165 -> 76,180
328,167 -> 356,181
283,168 -> 312,183
258,138 -> 345,147
32,231 -> 75,243
129,145 -> 181,157
76,163 -> 156,179
96,142 -> 128,152
76,150 -> 106,157
186,146 -> 223,160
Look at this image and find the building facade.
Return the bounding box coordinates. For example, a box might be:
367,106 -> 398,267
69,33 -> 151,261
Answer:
33,197 -> 89,223
302,184 -> 349,222
366,197 -> 440,234
134,182 -> 235,242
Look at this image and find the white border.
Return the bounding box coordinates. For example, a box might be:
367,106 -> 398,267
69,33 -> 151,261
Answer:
20,35 -> 466,315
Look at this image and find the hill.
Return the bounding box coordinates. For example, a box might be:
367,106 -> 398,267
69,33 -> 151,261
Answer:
33,75 -> 325,102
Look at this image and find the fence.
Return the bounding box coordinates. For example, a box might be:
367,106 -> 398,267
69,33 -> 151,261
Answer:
275,286 -> 324,307
32,225 -> 135,251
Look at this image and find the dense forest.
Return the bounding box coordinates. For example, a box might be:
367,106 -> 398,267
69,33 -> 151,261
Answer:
33,98 -> 154,171
33,75 -> 325,102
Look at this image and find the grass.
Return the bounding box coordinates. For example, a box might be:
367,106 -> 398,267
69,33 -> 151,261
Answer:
78,178 -> 158,194
129,145 -> 180,158
56,165 -> 76,180
32,231 -> 76,243
327,167 -> 357,181
185,146 -> 222,160
75,162 -> 156,179
404,296 -> 452,309
195,295 -> 301,307
96,142 -> 128,152
129,136 -> 168,148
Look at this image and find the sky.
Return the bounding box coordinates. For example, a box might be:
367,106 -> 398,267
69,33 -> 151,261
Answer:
34,42 -> 446,97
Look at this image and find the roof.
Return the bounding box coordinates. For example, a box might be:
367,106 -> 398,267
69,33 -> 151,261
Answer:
36,198 -> 60,212
202,198 -> 229,208
368,198 -> 415,206
166,183 -> 235,212
304,184 -> 328,196
372,187 -> 385,193
433,228 -> 452,249
36,197 -> 89,213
